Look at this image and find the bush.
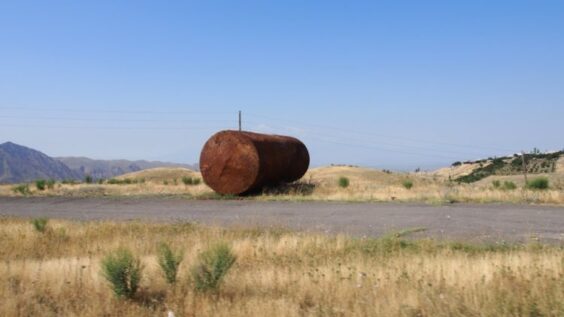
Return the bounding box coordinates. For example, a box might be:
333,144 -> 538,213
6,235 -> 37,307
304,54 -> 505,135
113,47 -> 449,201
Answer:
492,180 -> 501,188
101,248 -> 142,299
402,179 -> 413,190
157,242 -> 183,284
527,177 -> 549,190
182,177 -> 201,186
46,179 -> 56,189
191,243 -> 236,292
35,179 -> 46,191
12,184 -> 31,195
85,175 -> 93,184
338,177 -> 349,188
503,181 -> 517,190
107,178 -> 138,185
182,176 -> 193,185
31,218 -> 48,233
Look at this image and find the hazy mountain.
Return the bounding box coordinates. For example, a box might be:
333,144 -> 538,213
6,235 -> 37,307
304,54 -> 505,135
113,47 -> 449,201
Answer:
0,142 -> 83,184
56,157 -> 198,180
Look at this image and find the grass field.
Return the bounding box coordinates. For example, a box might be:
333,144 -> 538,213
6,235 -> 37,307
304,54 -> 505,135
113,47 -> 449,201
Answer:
0,218 -> 562,316
1,165 -> 564,205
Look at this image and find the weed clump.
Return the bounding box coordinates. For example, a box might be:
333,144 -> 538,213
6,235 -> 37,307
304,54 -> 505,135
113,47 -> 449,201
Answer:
191,243 -> 236,292
12,184 -> 31,195
31,218 -> 48,233
402,179 -> 413,190
46,179 -> 56,189
527,177 -> 549,190
107,178 -> 138,185
35,179 -> 46,191
101,248 -> 142,299
338,177 -> 350,188
157,242 -> 183,284
503,181 -> 517,190
492,180 -> 501,188
182,177 -> 201,185
84,175 -> 93,184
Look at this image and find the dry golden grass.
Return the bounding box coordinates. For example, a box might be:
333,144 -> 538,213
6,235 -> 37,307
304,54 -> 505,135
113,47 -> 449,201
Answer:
258,166 -> 564,205
115,167 -> 199,182
557,157 -> 564,173
1,166 -> 564,205
431,162 -> 487,179
0,218 -> 562,317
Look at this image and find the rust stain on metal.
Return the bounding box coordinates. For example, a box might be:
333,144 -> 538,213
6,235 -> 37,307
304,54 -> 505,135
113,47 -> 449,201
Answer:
199,130 -> 310,195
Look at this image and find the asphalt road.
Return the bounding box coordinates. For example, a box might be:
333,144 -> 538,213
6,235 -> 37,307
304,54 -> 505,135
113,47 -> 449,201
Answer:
0,197 -> 562,244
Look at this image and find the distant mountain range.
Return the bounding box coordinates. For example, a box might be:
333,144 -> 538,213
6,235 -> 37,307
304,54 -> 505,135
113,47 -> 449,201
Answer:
56,157 -> 198,180
0,142 -> 82,183
0,142 -> 198,184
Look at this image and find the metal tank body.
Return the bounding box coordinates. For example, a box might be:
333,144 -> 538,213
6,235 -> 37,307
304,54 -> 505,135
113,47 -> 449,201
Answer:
199,130 -> 310,195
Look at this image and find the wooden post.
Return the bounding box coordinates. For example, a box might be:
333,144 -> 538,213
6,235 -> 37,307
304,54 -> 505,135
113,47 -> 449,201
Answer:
238,110 -> 242,131
521,151 -> 528,184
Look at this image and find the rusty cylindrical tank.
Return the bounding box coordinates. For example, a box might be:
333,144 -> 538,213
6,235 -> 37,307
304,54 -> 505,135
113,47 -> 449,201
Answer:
199,130 -> 310,195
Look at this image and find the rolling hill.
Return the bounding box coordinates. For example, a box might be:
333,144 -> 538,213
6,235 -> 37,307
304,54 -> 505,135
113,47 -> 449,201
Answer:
57,157 -> 198,180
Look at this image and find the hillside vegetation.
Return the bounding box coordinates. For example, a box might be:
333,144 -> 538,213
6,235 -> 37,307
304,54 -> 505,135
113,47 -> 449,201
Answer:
0,218 -> 562,317
452,151 -> 563,183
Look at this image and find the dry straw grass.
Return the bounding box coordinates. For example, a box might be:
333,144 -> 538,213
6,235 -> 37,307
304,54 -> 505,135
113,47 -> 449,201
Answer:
0,218 -> 562,316
1,166 -> 564,204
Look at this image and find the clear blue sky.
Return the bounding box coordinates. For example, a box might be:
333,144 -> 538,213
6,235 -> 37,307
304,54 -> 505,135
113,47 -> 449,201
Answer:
1,1 -> 563,170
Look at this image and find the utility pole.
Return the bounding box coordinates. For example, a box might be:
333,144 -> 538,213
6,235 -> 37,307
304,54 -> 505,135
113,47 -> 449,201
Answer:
238,110 -> 242,131
521,150 -> 528,184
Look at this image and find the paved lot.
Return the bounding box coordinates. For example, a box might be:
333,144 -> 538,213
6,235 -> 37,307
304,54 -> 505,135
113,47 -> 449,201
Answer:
0,197 -> 562,244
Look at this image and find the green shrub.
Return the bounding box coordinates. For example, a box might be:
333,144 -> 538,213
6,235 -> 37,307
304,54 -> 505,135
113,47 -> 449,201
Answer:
163,180 -> 169,185
191,243 -> 236,293
182,176 -> 193,185
527,177 -> 549,190
182,177 -> 202,186
157,242 -> 184,284
107,178 -> 138,185
46,179 -> 56,189
12,184 -> 31,195
492,180 -> 501,188
503,181 -> 517,190
101,248 -> 142,299
402,179 -> 413,190
31,218 -> 48,233
85,175 -> 93,184
35,179 -> 46,191
338,177 -> 350,188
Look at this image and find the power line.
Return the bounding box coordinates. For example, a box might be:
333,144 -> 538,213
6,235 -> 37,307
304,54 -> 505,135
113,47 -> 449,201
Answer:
247,113 -> 517,153
306,135 -> 463,160
0,123 -> 230,131
245,119 -> 509,161
0,115 -> 233,123
0,106 -> 226,115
